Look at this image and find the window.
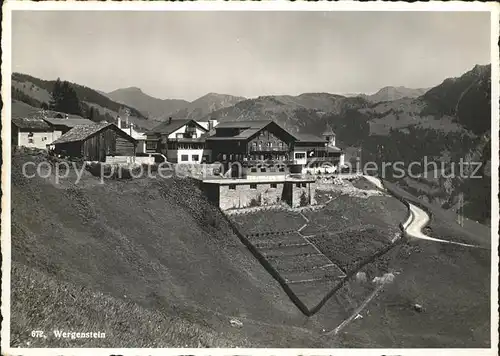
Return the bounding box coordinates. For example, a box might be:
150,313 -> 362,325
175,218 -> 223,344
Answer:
296,183 -> 301,188
28,132 -> 34,144
295,152 -> 306,159
192,154 -> 199,161
229,184 -> 236,190
222,154 -> 227,160
270,183 -> 277,189
260,167 -> 266,172
176,133 -> 183,139
181,154 -> 189,162
302,183 -> 307,188
146,141 -> 157,150
250,184 -> 257,190
251,167 -> 257,172
279,167 -> 285,172
42,137 -> 47,141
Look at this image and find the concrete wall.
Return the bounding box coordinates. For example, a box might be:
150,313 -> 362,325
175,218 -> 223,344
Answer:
219,182 -> 285,210
284,181 -> 316,208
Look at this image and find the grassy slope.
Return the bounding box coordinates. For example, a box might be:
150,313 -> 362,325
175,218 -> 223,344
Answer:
332,180 -> 491,347
10,152 -> 492,347
11,151 -> 329,347
336,240 -> 491,348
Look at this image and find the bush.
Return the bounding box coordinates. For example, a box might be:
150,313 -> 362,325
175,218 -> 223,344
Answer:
249,195 -> 261,207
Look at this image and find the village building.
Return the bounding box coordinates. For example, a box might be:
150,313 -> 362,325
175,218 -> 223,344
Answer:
50,122 -> 137,163
116,116 -> 147,154
204,120 -> 345,178
12,118 -> 55,149
202,177 -> 316,210
43,115 -> 95,142
197,118 -> 219,132
145,118 -> 211,163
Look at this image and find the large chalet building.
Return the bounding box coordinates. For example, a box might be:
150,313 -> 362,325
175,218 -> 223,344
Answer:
145,118 -> 344,175
205,120 -> 345,177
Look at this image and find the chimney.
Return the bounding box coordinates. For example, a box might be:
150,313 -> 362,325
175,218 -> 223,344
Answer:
168,117 -> 172,124
117,116 -> 121,129
208,119 -> 214,131
129,123 -> 133,136
126,116 -> 129,128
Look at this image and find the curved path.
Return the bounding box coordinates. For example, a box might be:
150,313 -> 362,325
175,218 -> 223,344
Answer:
363,175 -> 479,248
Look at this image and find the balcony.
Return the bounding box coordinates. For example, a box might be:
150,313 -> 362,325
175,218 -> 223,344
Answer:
242,159 -> 294,166
249,146 -> 288,153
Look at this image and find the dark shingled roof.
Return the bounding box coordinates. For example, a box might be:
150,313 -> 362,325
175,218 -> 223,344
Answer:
44,117 -> 95,128
12,117 -> 52,130
215,120 -> 272,129
147,119 -> 207,135
294,133 -> 326,143
52,122 -> 134,145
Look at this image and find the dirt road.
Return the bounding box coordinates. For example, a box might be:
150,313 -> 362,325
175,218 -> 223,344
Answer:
363,175 -> 479,248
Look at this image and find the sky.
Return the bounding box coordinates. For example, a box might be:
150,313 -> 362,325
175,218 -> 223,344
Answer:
12,10 -> 492,101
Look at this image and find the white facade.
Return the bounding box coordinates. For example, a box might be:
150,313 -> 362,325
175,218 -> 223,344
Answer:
170,148 -> 213,164
292,150 -> 307,165
17,131 -> 56,149
167,125 -> 206,140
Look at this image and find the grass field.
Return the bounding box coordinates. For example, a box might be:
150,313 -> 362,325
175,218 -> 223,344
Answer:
301,194 -> 406,240
330,178 -> 492,347
10,150 -> 331,347
10,151 -> 492,348
231,210 -> 306,234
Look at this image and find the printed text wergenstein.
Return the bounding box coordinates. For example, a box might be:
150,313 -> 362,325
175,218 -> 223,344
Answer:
53,330 -> 106,339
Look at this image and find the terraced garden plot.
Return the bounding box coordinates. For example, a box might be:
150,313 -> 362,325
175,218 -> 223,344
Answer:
248,232 -> 309,249
267,253 -> 334,273
240,230 -> 347,312
301,195 -> 406,237
231,210 -> 306,234
281,264 -> 345,283
261,244 -> 320,259
310,227 -> 393,273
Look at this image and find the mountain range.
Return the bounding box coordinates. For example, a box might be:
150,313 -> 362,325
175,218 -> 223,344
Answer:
106,87 -> 246,121
11,64 -> 491,223
345,86 -> 430,102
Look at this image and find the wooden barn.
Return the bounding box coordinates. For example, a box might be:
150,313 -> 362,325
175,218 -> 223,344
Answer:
50,122 -> 137,162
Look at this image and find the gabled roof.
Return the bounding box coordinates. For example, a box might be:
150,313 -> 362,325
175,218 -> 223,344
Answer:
207,120 -> 297,142
12,117 -> 52,130
44,117 -> 95,128
52,122 -> 136,145
147,119 -> 208,135
215,120 -> 271,130
294,133 -> 326,143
